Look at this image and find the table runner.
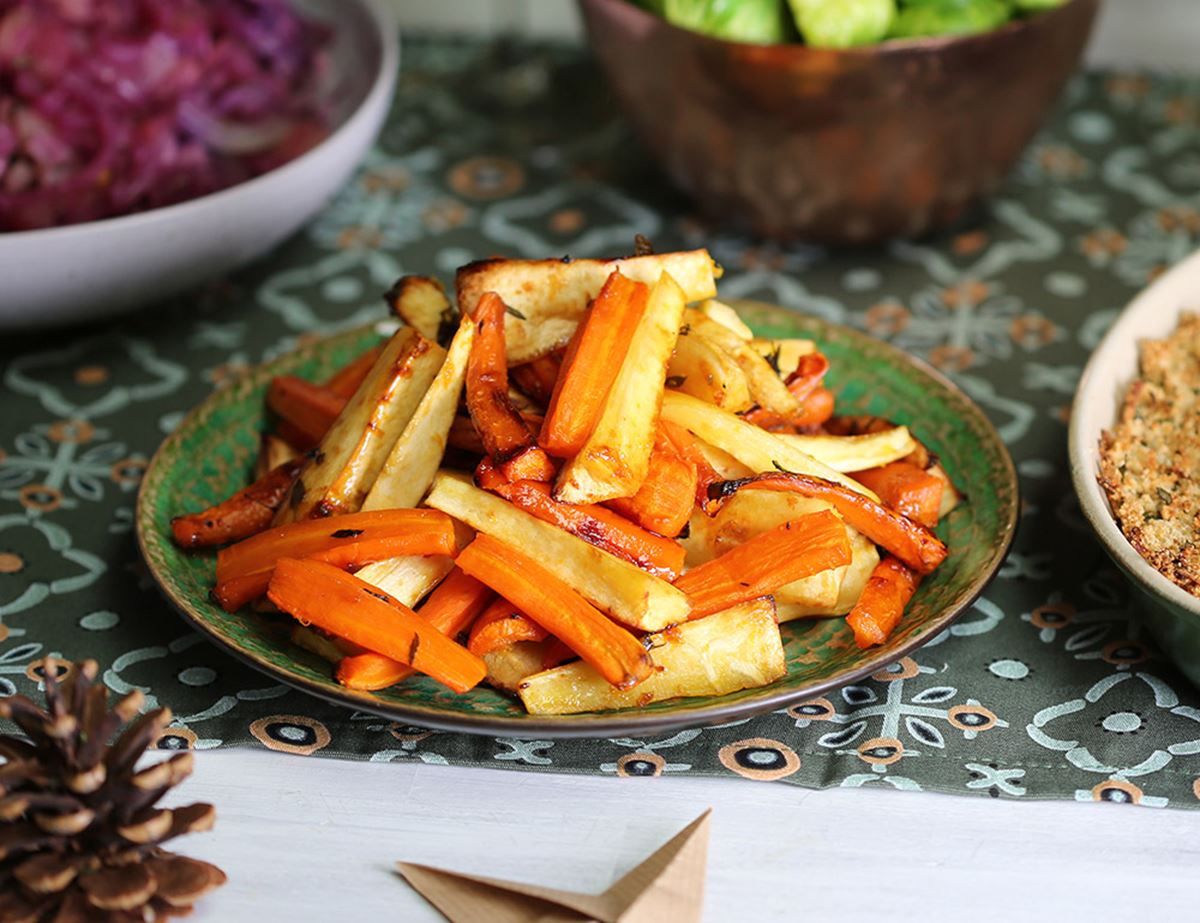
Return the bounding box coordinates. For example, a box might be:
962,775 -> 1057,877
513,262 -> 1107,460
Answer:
4,36 -> 1200,807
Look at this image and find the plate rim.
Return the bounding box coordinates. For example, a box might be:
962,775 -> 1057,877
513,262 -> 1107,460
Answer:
136,305 -> 1019,737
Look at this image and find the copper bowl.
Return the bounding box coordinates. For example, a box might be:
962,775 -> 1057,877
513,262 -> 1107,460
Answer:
578,0 -> 1098,244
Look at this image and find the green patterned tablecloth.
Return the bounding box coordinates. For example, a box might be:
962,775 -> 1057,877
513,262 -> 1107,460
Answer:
5,37 -> 1200,807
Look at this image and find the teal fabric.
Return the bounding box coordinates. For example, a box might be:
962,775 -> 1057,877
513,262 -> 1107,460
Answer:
4,37 -> 1200,806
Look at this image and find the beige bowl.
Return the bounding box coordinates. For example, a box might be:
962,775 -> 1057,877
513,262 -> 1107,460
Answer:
1069,248 -> 1200,683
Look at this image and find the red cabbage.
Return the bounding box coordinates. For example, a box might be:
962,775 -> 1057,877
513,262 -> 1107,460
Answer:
0,0 -> 332,231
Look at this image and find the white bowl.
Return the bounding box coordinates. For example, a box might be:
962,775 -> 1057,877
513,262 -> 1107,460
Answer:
0,0 -> 397,330
1069,247 -> 1200,677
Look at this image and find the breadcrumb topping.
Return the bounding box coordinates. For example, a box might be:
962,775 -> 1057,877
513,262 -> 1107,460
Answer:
1098,313 -> 1200,597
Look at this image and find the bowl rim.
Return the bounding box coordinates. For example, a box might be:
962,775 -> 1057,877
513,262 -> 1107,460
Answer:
1068,246 -> 1200,618
136,306 -> 1019,738
0,0 -> 398,244
580,0 -> 1095,55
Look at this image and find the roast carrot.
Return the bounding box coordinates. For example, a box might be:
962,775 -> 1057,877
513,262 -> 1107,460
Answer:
659,420 -> 723,513
673,510 -> 851,618
852,461 -> 944,528
266,376 -> 346,448
708,472 -> 948,574
171,458 -> 304,550
540,271 -> 648,457
474,458 -> 686,579
455,534 -> 653,689
606,434 -> 697,537
510,354 -> 562,406
325,345 -> 384,399
467,597 -> 548,656
268,558 -> 486,694
846,557 -> 921,648
337,568 -> 494,691
741,353 -> 834,431
214,509 -> 456,612
793,387 -> 835,427
466,292 -> 556,481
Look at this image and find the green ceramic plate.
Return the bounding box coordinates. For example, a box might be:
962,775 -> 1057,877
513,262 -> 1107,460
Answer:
137,302 -> 1017,737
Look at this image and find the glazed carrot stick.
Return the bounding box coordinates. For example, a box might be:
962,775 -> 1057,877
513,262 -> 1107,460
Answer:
214,509 -> 456,612
266,376 -> 346,448
456,535 -> 653,689
171,458 -> 304,550
606,434 -> 697,538
466,292 -> 556,481
741,353 -> 834,431
467,597 -> 548,656
673,510 -> 851,618
852,461 -> 944,528
474,458 -> 686,579
268,558 -> 486,694
337,568 -> 494,690
659,420 -> 723,512
510,354 -> 561,406
793,387 -> 835,427
540,272 -> 648,457
786,353 -> 829,400
846,557 -> 921,648
325,345 -> 384,399
709,472 -> 948,574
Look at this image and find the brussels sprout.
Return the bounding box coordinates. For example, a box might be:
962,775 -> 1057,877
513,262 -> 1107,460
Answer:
789,0 -> 897,48
1013,0 -> 1066,9
662,0 -> 793,43
888,0 -> 1011,39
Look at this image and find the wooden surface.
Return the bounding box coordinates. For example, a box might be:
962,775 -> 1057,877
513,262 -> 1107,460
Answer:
170,749 -> 1200,922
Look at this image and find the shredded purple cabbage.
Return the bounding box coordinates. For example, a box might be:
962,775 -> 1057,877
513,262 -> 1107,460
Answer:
0,0 -> 332,231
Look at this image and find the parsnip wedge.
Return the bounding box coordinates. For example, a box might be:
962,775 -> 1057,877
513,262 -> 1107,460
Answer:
385,275 -> 457,346
354,554 -> 455,607
280,328 -> 445,521
456,250 -> 719,363
684,308 -> 798,417
667,329 -> 753,412
750,338 -> 816,376
518,599 -> 785,715
363,313 -> 476,511
425,472 -> 691,631
660,390 -> 879,500
775,530 -> 879,621
696,299 -> 754,340
555,271 -> 686,505
775,427 -> 918,474
484,641 -> 553,693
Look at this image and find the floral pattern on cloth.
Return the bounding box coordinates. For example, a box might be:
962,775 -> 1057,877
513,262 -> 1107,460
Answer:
4,37 -> 1200,807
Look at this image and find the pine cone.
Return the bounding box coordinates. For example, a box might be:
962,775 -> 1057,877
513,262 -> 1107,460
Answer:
0,659 -> 226,922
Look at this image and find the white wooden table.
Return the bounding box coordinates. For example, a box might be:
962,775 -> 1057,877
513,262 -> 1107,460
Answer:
169,748 -> 1200,921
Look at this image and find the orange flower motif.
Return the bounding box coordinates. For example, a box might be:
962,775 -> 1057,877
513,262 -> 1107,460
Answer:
361,166 -> 410,193
1163,97 -> 1198,126
1009,313 -> 1058,349
1034,144 -> 1088,180
1029,599 -> 1076,632
1080,227 -> 1127,259
1155,205 -> 1200,234
548,208 -> 585,235
736,247 -> 786,271
0,552 -> 24,575
447,156 -> 524,201
928,345 -> 975,372
46,420 -> 95,445
940,279 -> 990,309
1105,73 -> 1150,103
19,484 -> 62,513
863,300 -> 911,336
110,458 -> 147,487
336,226 -> 384,250
73,365 -> 109,386
952,230 -> 988,255
421,198 -> 468,232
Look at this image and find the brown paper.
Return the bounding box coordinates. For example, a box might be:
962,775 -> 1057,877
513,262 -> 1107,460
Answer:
397,808 -> 711,923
